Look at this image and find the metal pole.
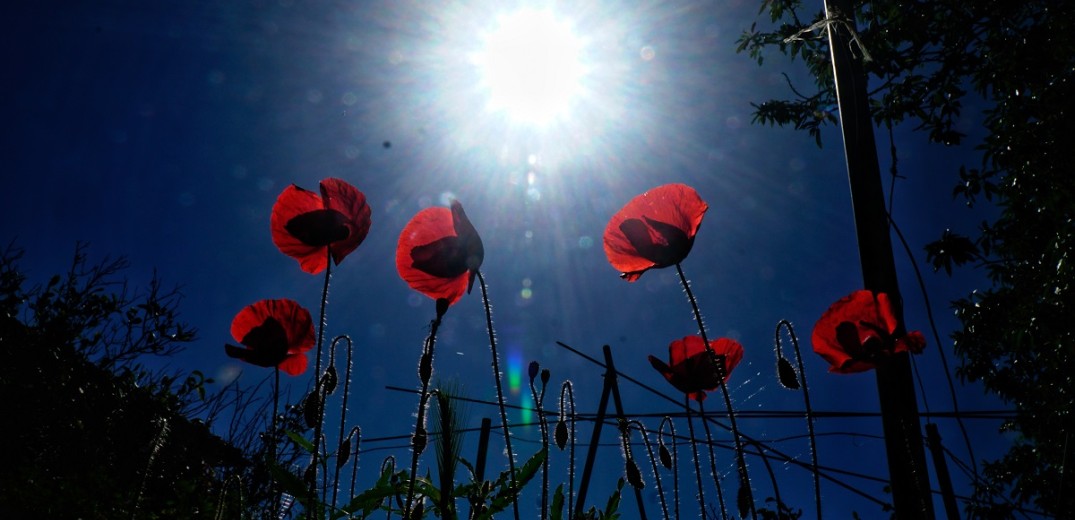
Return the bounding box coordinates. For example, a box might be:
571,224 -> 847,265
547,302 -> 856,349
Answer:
926,424 -> 961,520
603,345 -> 649,520
574,351 -> 613,517
822,0 -> 935,517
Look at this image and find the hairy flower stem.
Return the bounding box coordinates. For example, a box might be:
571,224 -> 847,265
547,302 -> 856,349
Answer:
476,271 -> 520,520
630,420 -> 671,520
658,418 -> 680,520
272,367 -> 280,519
307,254 -> 333,520
331,337 -> 355,509
675,263 -> 755,519
683,397 -> 710,519
529,375 -> 549,520
775,320 -> 821,519
404,308 -> 444,519
752,440 -> 783,514
696,401 -> 728,520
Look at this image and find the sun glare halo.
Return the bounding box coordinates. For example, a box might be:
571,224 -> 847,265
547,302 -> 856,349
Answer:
474,10 -> 585,126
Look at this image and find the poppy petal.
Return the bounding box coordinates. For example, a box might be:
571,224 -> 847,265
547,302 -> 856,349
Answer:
896,330 -> 927,354
655,335 -> 743,402
271,185 -> 332,274
227,299 -> 315,375
604,184 -> 707,282
278,352 -> 310,376
711,338 -> 744,382
451,200 -> 484,275
320,178 -> 372,267
396,206 -> 470,305
812,290 -> 917,374
647,355 -> 673,378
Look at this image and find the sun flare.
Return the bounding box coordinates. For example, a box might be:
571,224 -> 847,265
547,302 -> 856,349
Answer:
473,10 -> 585,125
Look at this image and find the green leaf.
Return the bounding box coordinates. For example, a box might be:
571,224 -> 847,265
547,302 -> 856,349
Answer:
551,484 -> 565,520
285,430 -> 316,453
334,467 -> 409,518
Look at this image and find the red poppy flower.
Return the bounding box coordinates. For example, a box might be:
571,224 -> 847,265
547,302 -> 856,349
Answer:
271,178 -> 372,274
396,200 -> 484,306
648,335 -> 744,402
811,290 -> 927,374
224,298 -> 315,376
604,184 -> 708,282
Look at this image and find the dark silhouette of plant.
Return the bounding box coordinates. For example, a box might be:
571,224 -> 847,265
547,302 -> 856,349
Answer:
0,243 -> 246,518
738,1 -> 1075,514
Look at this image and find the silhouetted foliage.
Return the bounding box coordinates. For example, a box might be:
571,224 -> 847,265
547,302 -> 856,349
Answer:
739,1 -> 1075,516
0,244 -> 258,518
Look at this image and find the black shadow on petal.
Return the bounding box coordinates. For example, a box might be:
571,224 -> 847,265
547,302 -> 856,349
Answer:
410,236 -> 468,278
286,209 -> 350,247
235,317 -> 290,367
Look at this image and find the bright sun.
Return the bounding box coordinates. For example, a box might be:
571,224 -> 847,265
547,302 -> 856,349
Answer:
473,10 -> 585,126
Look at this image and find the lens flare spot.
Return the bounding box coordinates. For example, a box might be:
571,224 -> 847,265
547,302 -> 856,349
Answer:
507,351 -> 523,396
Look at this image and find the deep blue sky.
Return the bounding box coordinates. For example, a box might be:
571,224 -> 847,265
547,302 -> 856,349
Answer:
2,1 -> 1006,517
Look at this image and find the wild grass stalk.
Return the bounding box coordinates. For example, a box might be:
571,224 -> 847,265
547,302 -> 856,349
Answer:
557,381 -> 577,519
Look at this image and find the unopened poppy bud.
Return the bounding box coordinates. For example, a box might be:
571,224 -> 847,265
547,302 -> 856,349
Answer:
528,361 -> 540,383
776,356 -> 800,389
626,459 -> 644,489
322,365 -> 338,395
554,420 -> 568,450
540,368 -> 551,386
658,443 -> 673,469
336,438 -> 351,469
737,483 -> 751,519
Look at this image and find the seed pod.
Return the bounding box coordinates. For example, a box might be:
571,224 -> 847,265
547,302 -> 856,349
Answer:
540,368 -> 551,386
554,420 -> 568,450
777,356 -> 801,389
528,361 -> 540,383
737,481 -> 751,519
658,443 -> 673,469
